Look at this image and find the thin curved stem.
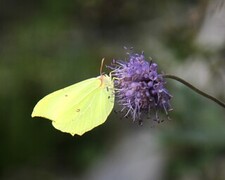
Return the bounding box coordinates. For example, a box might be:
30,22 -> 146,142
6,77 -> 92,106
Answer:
163,74 -> 225,109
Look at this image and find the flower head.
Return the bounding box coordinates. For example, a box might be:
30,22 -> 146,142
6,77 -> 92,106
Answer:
110,50 -> 172,124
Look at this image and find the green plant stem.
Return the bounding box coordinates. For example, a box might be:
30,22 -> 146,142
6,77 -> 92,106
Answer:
163,74 -> 225,109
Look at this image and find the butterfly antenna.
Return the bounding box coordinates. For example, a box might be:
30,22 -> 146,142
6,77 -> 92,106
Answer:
100,58 -> 105,75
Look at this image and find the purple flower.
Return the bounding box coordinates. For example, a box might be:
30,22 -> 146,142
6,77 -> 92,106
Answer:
110,50 -> 172,124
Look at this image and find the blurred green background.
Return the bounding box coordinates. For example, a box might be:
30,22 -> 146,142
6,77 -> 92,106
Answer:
1,0 -> 225,179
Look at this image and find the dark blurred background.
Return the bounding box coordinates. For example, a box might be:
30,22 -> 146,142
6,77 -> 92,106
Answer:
1,0 -> 225,179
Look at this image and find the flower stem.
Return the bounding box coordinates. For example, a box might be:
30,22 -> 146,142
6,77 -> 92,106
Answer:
163,74 -> 225,109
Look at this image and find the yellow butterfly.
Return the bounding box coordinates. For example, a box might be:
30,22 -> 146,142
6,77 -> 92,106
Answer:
31,59 -> 115,136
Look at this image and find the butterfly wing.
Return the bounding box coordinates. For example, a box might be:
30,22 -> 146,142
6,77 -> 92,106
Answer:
32,75 -> 114,135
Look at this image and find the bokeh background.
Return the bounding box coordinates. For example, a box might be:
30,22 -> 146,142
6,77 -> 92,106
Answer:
1,0 -> 225,179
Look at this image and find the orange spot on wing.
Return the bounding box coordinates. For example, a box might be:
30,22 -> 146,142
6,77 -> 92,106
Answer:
98,75 -> 104,87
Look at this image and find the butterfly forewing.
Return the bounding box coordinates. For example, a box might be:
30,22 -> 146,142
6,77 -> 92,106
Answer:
31,78 -> 98,120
